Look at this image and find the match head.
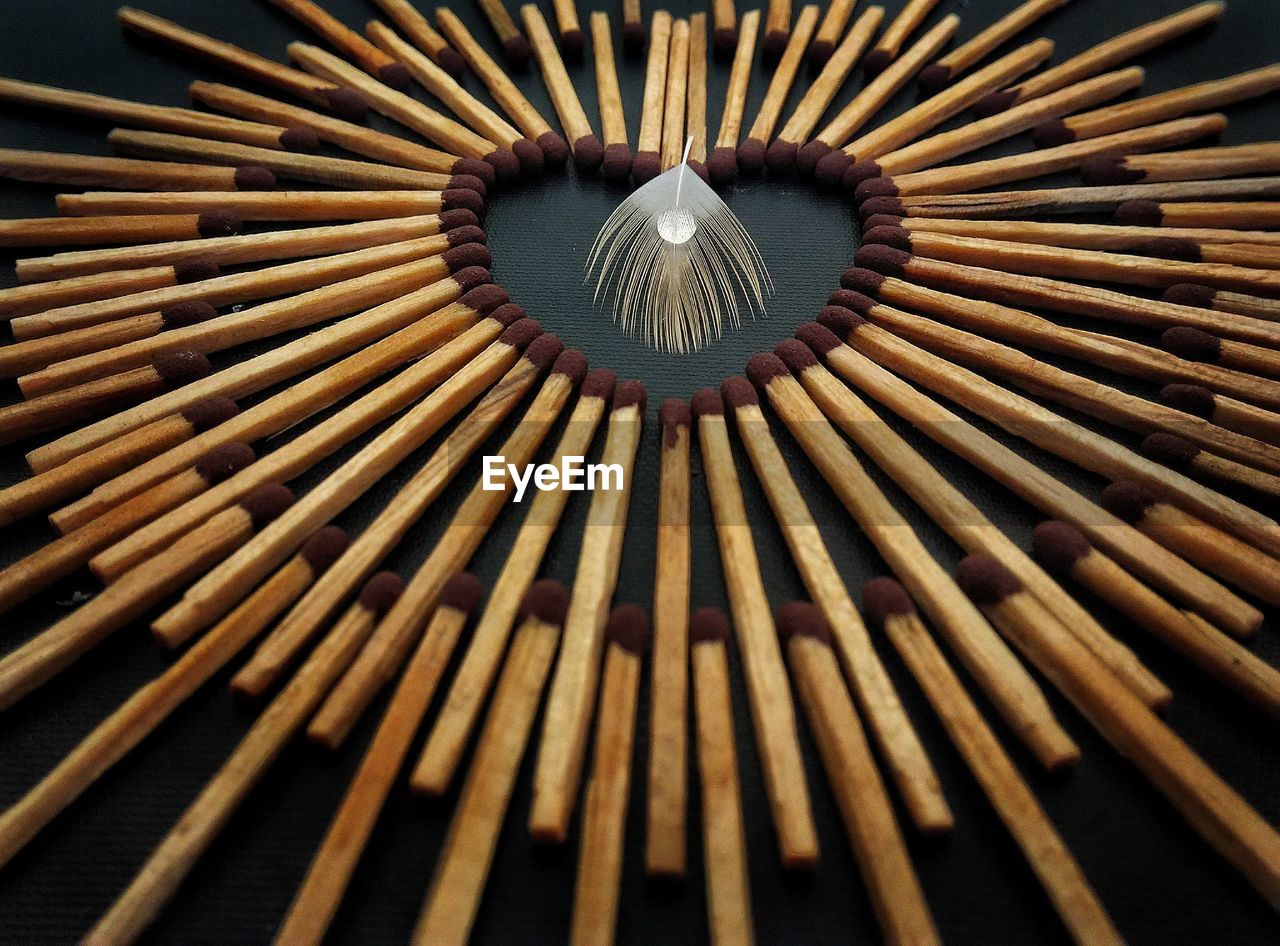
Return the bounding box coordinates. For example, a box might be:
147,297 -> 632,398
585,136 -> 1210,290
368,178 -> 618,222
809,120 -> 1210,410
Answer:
453,157 -> 497,188
1030,119 -> 1075,149
631,150 -> 661,185
1080,154 -> 1143,186
1161,326 -> 1222,362
441,187 -> 486,217
448,173 -> 488,198
502,34 -> 533,66
861,213 -> 904,231
659,398 -> 691,440
862,225 -> 911,251
688,159 -> 709,183
720,375 -> 758,408
790,325 -> 838,360
233,165 -> 276,191
706,147 -> 738,185
154,349 -> 211,385
1162,283 -> 1216,309
435,46 -> 468,79
841,267 -> 887,295
523,333 -> 564,369
551,348 -> 588,385
955,553 -> 1022,605
712,27 -> 736,60
860,577 -> 915,629
512,138 -> 546,176
794,140 -> 832,178
461,282 -> 506,313
601,143 -> 634,183
520,578 -> 569,625
807,38 -> 835,66
854,244 -> 910,277
300,525 -> 350,574
859,196 -> 906,221
499,318 -> 543,350
537,131 -> 571,168
573,134 -> 604,171
1031,521 -> 1093,575
745,351 -> 790,388
813,150 -> 853,189
1141,237 -> 1201,263
446,223 -> 487,247
775,601 -> 832,646
182,396 -> 239,431
195,442 -> 256,483
1141,432 -> 1201,470
559,28 -> 585,62
973,88 -> 1019,117
854,176 -> 899,201
690,387 -> 724,417
483,148 -> 522,183
278,125 -> 320,153
688,606 -> 730,643
736,138 -> 766,176
1099,481 -> 1157,523
440,208 -> 481,231
1160,383 -> 1215,417
827,290 -> 875,315
196,210 -> 242,238
842,160 -> 883,192
816,304 -> 868,339
862,47 -> 893,78
322,86 -> 370,123
581,368 -> 617,399
240,483 -> 295,528
442,241 -> 492,272
1115,199 -> 1163,227
624,21 -> 648,57
761,29 -> 788,64
161,300 -> 218,328
917,63 -> 953,95
360,570 -> 406,616
613,379 -> 646,412
378,62 -> 413,91
765,139 -> 799,174
490,302 -> 526,326
607,603 -> 650,654
441,571 -> 484,614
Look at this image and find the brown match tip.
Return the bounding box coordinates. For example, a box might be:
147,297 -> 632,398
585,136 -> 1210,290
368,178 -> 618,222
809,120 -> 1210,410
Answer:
861,213 -> 904,231
520,578 -> 569,625
974,88 -> 1019,117
624,22 -> 648,57
1161,326 -> 1222,362
1141,237 -> 1201,263
322,86 -> 370,122
196,210 -> 242,238
499,317 -> 543,350
861,577 -> 916,628
687,159 -> 709,183
484,148 -> 521,182
659,397 -> 692,431
489,302 -> 525,326
862,47 -> 893,77
689,606 -> 730,643
181,396 -> 239,431
1080,153 -> 1143,186
170,257 -> 220,286
1142,432 -> 1201,470
746,351 -> 791,388
436,46 -> 468,79
862,225 -> 911,251
631,150 -> 662,185
1162,283 -> 1216,309
807,39 -> 835,66
859,196 -> 906,220
440,208 -> 481,232
581,368 -> 617,399
828,289 -> 876,315
817,304 -> 869,337
917,63 -> 953,95
791,325 -> 838,359
300,525 -> 350,574
613,379 -> 646,411
712,27 -> 736,60
855,176 -> 898,201
573,134 -> 604,171
706,147 -> 738,185
523,333 -> 564,369
378,62 -> 413,91
602,143 -> 634,182
154,349 -> 211,385
460,282 -> 506,313
690,387 -> 724,417
278,125 -> 320,153
955,553 -> 1022,605
536,131 -> 571,167
841,267 -> 887,296
360,570 -> 405,616
502,34 -> 533,65
1031,118 -> 1075,148
775,601 -> 832,646
442,241 -> 492,272
441,571 -> 484,613
449,172 -> 488,198
559,27 -> 585,62
761,29 -> 789,64
552,348 -> 588,384
446,223 -> 487,247
453,157 -> 496,187
607,603 -> 649,654
1031,521 -> 1093,574
1099,480 -> 1157,524
512,138 -> 546,176
1115,199 -> 1163,227
772,337 -> 818,375
813,150 -> 853,189
1160,383 -> 1215,417
161,300 -> 217,328
194,441 -> 255,483
233,165 -> 276,191
843,160 -> 883,192
240,482 -> 295,528
854,244 -> 910,277
736,138 -> 766,176
765,139 -> 798,174
720,375 -> 758,408
442,189 -> 487,221
795,140 -> 833,178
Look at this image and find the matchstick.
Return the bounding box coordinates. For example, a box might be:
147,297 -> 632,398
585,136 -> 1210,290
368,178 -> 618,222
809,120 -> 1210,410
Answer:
919,0 -> 1072,92
706,8 -> 759,185
976,1 -> 1226,115
808,0 -> 855,65
739,362 -> 1079,772
688,609 -> 754,944
777,603 -> 939,943
591,12 -> 632,182
622,0 -> 645,56
865,578 -> 1123,943
550,0 -> 585,61
1033,521 -> 1280,715
862,0 -> 942,78
531,382 -> 645,843
571,606 -> 647,946
660,18 -> 690,172
0,146 -> 274,191
1143,432 -> 1280,500
634,10 -> 677,180
761,0 -> 792,64
953,552 -> 1280,908
693,388 -> 819,867
0,261 -> 221,326
1036,65 -> 1280,146
410,582 -> 568,945
765,6 -> 887,173
372,0 -> 467,77
434,8 -> 569,164
82,570 -> 402,946
521,4 -> 603,170
686,12 -> 708,176
412,370 -> 614,795
711,0 -> 736,61
0,213 -> 237,251
1160,327 -> 1280,379
1119,199 -> 1280,230
58,186 -> 485,221
0,527 -> 347,869
116,6 -> 371,121
476,0 -> 533,64
273,574 -> 482,945
1085,143 -> 1280,185
1161,384 -> 1280,442
1166,282 -> 1280,322
723,376 -> 952,830
1142,239 -> 1280,271
737,4 -> 819,174
265,0 -> 412,89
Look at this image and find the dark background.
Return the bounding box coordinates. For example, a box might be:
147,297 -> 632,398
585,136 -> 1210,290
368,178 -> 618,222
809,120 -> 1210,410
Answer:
1,0 -> 1278,942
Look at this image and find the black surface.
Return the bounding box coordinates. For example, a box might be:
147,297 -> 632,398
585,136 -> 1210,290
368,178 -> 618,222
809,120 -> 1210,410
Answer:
0,0 -> 1278,943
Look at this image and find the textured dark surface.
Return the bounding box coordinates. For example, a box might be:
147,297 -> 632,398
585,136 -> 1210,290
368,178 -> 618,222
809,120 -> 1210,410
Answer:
0,1 -> 1278,943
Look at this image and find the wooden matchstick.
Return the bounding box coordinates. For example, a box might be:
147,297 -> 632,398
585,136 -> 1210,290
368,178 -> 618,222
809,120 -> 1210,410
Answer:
410,582 -> 567,945
0,527 -> 347,869
1037,65 -> 1280,146
710,0 -> 737,61
660,18 -> 690,172
116,6 -> 371,121
372,0 -> 467,77
0,146 -> 274,191
273,574 -> 482,945
476,0 -> 533,64
571,606 -> 647,946
862,0 -> 942,78
954,552 -> 1280,908
412,370 -> 614,795
1143,239 -> 1280,271
265,0 -> 412,89
919,0 -> 1072,92
622,0 -> 645,55
1165,282 -> 1280,321
531,382 -> 645,843
645,401 -> 691,878
632,9 -> 671,184
738,363 -> 1079,771
58,186 -> 483,221
761,0 -> 792,64
0,213 -> 236,252
864,578 -> 1123,943
82,570 -> 402,946
0,259 -> 221,325
1119,198 -> 1280,230
521,3 -> 603,170
777,603 -> 939,943
975,1 -> 1226,115
1143,432 -> 1280,500
550,0 -> 585,61
722,376 -> 952,830
1085,143 -> 1280,186
1033,522 -> 1280,715
591,12 -> 632,182
1160,327 -> 1280,378
807,0 -> 854,65
706,8 -> 759,185
737,4 -> 819,174
686,12 -> 708,174
1160,384 -> 1280,441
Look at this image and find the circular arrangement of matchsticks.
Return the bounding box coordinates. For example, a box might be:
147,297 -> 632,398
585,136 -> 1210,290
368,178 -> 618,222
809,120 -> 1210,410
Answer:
0,0 -> 1278,942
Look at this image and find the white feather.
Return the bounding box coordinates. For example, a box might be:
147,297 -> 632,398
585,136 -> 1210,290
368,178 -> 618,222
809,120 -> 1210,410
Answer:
586,140 -> 772,353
